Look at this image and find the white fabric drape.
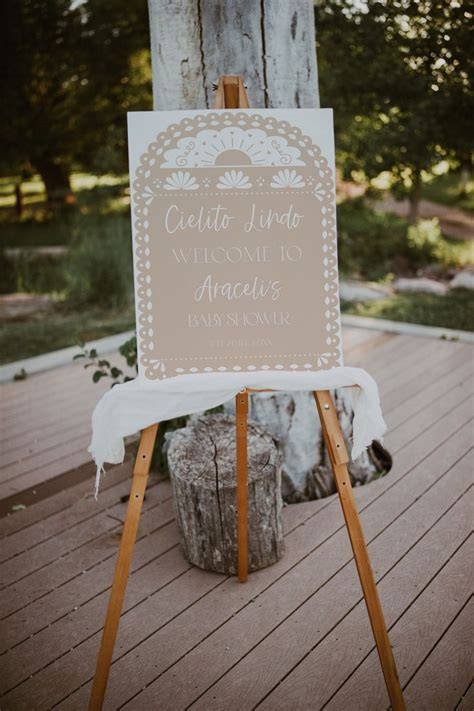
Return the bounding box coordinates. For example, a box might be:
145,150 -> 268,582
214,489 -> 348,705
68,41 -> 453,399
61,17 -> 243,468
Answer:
89,367 -> 386,498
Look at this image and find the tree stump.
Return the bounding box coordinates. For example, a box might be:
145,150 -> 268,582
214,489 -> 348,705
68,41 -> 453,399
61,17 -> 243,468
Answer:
166,414 -> 284,575
224,390 -> 392,503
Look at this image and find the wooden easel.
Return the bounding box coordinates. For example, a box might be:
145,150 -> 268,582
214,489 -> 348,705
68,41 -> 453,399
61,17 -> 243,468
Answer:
89,76 -> 405,711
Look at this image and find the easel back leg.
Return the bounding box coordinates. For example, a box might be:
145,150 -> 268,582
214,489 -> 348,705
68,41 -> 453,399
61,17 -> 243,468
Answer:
314,391 -> 405,710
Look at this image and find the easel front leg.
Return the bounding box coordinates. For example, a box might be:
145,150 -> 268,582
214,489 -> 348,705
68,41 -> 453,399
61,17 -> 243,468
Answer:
313,391 -> 405,711
89,423 -> 159,711
236,391 -> 249,583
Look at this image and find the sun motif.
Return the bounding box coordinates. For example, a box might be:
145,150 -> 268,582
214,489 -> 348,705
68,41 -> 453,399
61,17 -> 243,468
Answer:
162,127 -> 305,168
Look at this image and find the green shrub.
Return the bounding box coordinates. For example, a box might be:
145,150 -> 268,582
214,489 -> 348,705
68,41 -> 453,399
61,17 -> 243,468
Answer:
0,251 -> 17,293
0,210 -> 78,249
337,198 -> 412,280
66,215 -> 133,308
407,218 -> 443,261
342,289 -> 474,332
337,198 -> 470,280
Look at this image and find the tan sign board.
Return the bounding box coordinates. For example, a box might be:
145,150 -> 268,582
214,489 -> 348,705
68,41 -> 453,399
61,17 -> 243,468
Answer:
128,109 -> 343,381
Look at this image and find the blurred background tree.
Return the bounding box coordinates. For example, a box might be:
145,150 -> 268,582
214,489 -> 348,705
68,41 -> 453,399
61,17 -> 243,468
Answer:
0,0 -> 472,364
0,0 -> 151,205
316,0 -> 473,221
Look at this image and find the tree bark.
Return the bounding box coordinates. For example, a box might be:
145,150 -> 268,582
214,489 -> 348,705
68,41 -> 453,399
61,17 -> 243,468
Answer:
458,153 -> 472,196
147,0 -> 319,109
166,414 -> 284,574
14,182 -> 23,219
408,168 -> 422,224
224,391 -> 391,503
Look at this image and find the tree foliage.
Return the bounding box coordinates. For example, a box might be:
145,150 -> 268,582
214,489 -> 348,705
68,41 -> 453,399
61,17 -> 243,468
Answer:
0,0 -> 152,200
316,0 -> 473,217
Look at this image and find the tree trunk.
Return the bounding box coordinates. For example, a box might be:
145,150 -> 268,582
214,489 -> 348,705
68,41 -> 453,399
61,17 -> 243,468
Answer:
166,414 -> 284,574
147,0 -> 319,109
458,154 -> 472,196
408,168 -> 422,224
36,158 -> 74,205
148,0 -> 384,501
14,182 -> 23,219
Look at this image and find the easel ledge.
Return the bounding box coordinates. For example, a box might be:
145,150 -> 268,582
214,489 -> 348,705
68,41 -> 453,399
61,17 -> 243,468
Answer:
88,75 -> 405,711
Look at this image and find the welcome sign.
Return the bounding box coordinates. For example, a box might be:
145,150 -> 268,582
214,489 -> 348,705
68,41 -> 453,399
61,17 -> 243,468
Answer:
128,109 -> 342,381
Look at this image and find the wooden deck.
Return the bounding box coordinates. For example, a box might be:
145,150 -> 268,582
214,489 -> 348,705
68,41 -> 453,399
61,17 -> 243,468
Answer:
0,327 -> 472,710
0,351 -> 134,514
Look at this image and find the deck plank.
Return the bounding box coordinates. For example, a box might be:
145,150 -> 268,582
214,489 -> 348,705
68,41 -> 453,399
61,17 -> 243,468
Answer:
50,411 -> 472,709
257,476 -> 472,711
0,462 -> 137,562
324,526 -> 473,710
142,446 -> 471,711
0,487 -> 174,626
1,381 -> 470,691
456,681 -> 474,711
0,456 -> 133,538
403,598 -> 474,711
1,327 -> 467,507
0,329 -> 472,710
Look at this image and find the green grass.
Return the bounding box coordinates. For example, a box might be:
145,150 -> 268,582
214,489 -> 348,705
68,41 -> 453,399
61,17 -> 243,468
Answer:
0,307 -> 135,365
421,171 -> 474,213
342,289 -> 474,332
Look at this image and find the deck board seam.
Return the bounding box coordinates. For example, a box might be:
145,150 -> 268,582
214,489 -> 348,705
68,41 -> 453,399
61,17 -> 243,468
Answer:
0,462 -> 134,540
0,552 -> 191,699
0,424 -> 94,470
0,497 -> 174,600
0,434 -> 94,485
166,469 -> 472,710
318,527 -> 473,710
389,391 -> 473,455
0,483 -> 166,565
454,680 -> 473,710
100,433 -> 472,708
378,342 -> 470,396
401,594 -> 473,693
386,366 -> 473,432
1,536 -> 182,660
2,415 -> 471,653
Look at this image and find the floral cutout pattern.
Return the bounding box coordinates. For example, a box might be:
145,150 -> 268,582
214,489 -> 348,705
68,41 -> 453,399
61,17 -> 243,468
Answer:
271,169 -> 305,189
148,358 -> 166,376
132,112 -> 341,380
216,170 -> 252,190
313,183 -> 325,201
164,171 -> 198,191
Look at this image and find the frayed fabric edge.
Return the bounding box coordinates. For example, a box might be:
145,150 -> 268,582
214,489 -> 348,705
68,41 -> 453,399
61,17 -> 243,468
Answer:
93,463 -> 105,501
88,367 -> 387,497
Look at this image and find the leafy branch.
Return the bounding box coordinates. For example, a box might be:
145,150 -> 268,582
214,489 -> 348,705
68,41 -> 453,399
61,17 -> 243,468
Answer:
73,335 -> 138,387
